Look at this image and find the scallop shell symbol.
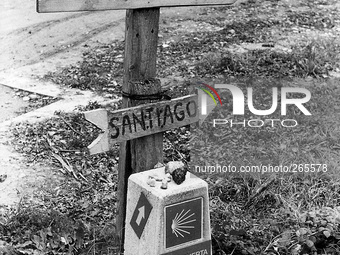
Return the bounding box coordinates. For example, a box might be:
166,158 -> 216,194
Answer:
171,209 -> 196,238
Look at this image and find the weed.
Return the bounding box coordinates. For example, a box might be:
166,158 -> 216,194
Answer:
5,0 -> 340,254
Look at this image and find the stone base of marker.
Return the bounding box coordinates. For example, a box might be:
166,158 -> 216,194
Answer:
124,167 -> 212,255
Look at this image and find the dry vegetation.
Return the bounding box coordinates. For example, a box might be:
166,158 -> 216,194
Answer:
1,0 -> 340,254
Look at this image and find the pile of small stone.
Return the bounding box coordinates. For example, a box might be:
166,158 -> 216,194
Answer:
147,161 -> 188,189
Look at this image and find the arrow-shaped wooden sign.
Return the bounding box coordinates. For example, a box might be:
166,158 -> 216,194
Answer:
37,0 -> 238,13
84,94 -> 199,155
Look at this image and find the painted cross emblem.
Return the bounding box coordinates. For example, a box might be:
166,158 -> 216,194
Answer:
165,197 -> 203,248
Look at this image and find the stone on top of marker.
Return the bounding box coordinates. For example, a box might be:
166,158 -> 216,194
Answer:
165,161 -> 188,185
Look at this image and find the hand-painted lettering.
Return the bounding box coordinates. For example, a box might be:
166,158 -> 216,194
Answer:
122,115 -> 132,136
163,104 -> 174,127
97,95 -> 198,142
174,102 -> 185,121
109,117 -> 120,139
144,107 -> 154,129
187,100 -> 197,117
156,107 -> 163,127
133,111 -> 146,132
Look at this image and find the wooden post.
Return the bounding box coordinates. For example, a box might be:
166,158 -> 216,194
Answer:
37,0 -> 237,252
116,7 -> 163,250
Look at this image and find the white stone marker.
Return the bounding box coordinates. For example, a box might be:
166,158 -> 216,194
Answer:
124,167 -> 212,255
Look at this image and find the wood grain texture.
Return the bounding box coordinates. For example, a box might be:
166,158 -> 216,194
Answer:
84,94 -> 198,153
117,8 -> 162,250
37,0 -> 238,12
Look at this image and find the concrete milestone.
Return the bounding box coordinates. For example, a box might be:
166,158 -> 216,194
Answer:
124,167 -> 212,255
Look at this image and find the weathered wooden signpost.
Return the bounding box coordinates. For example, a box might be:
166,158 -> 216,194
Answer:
37,0 -> 237,252
82,94 -> 199,154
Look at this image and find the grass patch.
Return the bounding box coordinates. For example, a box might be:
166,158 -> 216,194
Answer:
5,109 -> 121,254
209,175 -> 340,254
4,0 -> 340,254
191,76 -> 340,254
44,42 -> 125,94
43,0 -> 340,91
185,36 -> 340,78
191,77 -> 340,169
3,105 -> 191,254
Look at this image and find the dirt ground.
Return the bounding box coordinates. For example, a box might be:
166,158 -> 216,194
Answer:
1,0 -> 339,209
0,0 -> 126,92
0,0 -> 125,207
0,0 -> 209,207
